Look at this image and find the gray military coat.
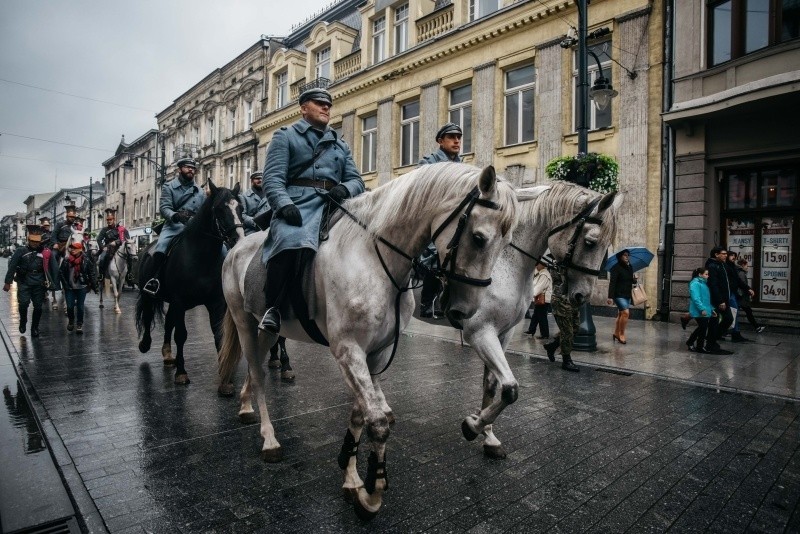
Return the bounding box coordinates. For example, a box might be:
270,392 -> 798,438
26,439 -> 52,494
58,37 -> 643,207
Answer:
418,148 -> 461,165
240,187 -> 270,235
262,119 -> 365,263
156,177 -> 205,254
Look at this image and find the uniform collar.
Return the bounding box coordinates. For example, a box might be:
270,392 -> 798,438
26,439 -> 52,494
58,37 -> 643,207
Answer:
170,177 -> 197,190
294,118 -> 333,139
437,148 -> 460,162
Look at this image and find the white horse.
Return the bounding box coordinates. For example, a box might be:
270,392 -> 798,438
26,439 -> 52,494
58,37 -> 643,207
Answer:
457,182 -> 624,459
99,237 -> 135,314
217,163 -> 518,519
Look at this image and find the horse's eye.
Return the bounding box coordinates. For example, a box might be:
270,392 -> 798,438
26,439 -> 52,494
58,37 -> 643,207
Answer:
584,239 -> 596,248
472,233 -> 487,248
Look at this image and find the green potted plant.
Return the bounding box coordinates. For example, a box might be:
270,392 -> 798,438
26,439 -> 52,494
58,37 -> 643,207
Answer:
545,152 -> 619,193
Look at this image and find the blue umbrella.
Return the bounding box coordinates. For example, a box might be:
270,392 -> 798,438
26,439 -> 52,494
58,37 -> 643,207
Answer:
604,246 -> 654,273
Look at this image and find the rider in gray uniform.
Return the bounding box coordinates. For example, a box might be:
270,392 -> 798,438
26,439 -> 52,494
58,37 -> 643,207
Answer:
142,157 -> 205,295
240,171 -> 270,235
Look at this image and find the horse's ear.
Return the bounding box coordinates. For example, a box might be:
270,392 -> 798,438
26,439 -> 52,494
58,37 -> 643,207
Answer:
232,182 -> 241,196
598,190 -> 624,213
516,185 -> 550,202
479,166 -> 497,195
208,179 -> 218,195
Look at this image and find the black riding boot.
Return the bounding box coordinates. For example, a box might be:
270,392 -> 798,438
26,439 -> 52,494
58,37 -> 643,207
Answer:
543,337 -> 558,362
259,250 -> 297,333
31,308 -> 43,338
143,252 -> 166,295
18,306 -> 28,334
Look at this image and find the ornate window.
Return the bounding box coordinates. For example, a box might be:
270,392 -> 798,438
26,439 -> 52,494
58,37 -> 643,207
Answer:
206,116 -> 215,145
245,101 -> 253,129
394,4 -> 409,55
315,47 -> 331,81
469,0 -> 499,21
373,16 -> 386,64
276,71 -> 288,109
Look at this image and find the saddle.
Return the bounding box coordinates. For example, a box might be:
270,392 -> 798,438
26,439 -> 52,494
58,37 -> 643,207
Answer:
244,243 -> 328,346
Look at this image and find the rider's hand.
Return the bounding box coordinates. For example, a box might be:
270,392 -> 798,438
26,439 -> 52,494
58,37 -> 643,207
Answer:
278,204 -> 302,227
2,283 -> 9,292
328,184 -> 349,205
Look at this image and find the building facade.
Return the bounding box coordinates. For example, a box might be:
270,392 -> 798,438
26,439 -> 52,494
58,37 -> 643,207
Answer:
156,38 -> 278,192
103,130 -> 160,249
252,0 -> 665,310
0,212 -> 26,249
664,1 -> 800,325
38,183 -> 105,235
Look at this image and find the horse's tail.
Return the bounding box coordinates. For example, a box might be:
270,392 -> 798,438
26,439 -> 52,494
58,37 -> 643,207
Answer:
218,308 -> 242,384
135,289 -> 164,336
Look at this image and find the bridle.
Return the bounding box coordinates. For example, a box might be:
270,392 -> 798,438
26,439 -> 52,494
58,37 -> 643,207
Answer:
214,216 -> 243,250
510,196 -> 605,279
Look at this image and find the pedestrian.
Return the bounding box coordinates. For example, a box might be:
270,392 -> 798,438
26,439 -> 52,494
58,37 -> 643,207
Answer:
258,88 -> 365,333
58,241 -> 97,334
685,267 -> 730,354
240,171 -> 271,235
524,260 -> 552,338
97,208 -> 130,279
3,225 -> 58,337
704,246 -> 734,350
735,257 -> 765,333
142,157 -> 206,295
417,122 -> 463,317
724,251 -> 752,342
607,249 -> 637,344
542,269 -> 580,372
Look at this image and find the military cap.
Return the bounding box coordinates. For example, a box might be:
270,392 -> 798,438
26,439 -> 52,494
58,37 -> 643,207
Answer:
26,224 -> 43,242
435,123 -> 463,141
249,171 -> 263,180
175,157 -> 198,169
299,88 -> 333,106
104,208 -> 117,216
39,216 -> 51,226
64,204 -> 77,213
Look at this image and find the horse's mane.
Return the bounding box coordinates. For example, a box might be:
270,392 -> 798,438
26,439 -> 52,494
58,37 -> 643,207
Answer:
521,181 -> 618,242
338,162 -> 517,240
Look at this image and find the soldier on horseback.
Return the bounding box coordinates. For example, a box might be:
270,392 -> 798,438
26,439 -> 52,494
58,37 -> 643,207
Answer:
97,208 -> 130,280
240,171 -> 270,235
52,203 -> 77,253
142,157 -> 205,295
258,88 -> 365,333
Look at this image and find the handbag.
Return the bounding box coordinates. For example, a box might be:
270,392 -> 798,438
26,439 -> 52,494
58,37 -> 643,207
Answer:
534,293 -> 546,306
631,283 -> 648,306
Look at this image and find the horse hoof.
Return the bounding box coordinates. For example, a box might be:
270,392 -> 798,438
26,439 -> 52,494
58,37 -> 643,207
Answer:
267,359 -> 281,369
99,304 -> 104,309
483,443 -> 508,460
115,308 -> 121,314
239,412 -> 257,424
281,370 -> 295,381
461,419 -> 479,441
217,383 -> 235,397
139,340 -> 151,353
174,374 -> 190,385
385,412 -> 396,425
261,446 -> 282,463
162,357 -> 176,367
353,491 -> 381,521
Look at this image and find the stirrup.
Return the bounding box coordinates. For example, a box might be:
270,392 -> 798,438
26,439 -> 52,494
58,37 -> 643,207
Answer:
142,278 -> 160,296
258,307 -> 280,333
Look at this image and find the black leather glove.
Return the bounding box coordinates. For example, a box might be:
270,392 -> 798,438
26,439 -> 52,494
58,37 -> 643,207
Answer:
171,211 -> 191,224
328,184 -> 349,205
278,204 -> 303,227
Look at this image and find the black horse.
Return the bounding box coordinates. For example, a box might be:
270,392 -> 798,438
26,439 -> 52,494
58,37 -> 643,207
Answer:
135,180 -> 244,384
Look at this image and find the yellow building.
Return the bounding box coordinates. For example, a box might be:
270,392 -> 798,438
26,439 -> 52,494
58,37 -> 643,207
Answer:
253,0 -> 664,311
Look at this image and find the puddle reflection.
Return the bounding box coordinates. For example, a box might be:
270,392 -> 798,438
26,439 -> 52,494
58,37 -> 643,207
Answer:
2,381 -> 46,454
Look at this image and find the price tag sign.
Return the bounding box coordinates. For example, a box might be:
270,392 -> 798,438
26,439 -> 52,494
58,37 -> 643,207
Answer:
727,219 -> 755,286
760,217 -> 792,304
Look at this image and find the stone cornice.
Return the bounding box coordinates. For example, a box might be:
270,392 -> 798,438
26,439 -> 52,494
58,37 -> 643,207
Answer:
474,60 -> 497,71
421,79 -> 441,89
615,5 -> 652,23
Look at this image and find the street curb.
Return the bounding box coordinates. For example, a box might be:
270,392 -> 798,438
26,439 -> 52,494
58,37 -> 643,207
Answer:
0,317 -> 109,534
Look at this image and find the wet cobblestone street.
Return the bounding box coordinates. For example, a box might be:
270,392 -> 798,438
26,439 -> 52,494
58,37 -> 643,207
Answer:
2,275 -> 799,533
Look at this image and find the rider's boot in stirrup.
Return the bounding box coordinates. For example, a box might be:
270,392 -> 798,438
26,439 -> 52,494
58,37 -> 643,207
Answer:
259,307 -> 281,333
143,252 -> 166,296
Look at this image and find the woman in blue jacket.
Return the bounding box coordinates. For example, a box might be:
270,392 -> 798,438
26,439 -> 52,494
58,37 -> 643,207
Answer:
686,267 -> 717,353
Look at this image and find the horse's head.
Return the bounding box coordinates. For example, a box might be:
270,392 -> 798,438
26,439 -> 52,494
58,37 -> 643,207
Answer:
207,180 -> 246,249
538,184 -> 625,306
428,165 -> 519,324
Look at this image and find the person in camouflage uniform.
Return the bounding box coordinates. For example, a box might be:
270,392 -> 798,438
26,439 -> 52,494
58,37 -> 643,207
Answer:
542,267 -> 580,372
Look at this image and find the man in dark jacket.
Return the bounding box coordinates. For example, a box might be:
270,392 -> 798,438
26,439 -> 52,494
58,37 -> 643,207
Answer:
705,246 -> 734,351
725,251 -> 753,342
418,123 -> 462,165
258,88 -> 365,333
97,208 -> 131,278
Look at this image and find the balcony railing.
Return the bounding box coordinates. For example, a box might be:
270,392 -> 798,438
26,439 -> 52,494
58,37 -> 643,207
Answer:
297,77 -> 331,96
417,2 -> 454,43
334,52 -> 361,80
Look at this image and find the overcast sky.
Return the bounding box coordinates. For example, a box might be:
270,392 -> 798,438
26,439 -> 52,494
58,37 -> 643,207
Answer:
0,0 -> 331,217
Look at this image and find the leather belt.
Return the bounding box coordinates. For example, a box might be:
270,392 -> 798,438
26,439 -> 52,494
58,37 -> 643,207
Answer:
288,178 -> 335,191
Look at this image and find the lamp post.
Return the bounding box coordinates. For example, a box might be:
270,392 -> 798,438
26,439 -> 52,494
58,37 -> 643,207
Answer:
563,1 -> 620,352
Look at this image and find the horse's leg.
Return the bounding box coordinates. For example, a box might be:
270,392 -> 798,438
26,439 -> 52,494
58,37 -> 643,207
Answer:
372,375 -> 394,425
278,338 -> 294,381
206,300 -> 226,353
268,337 -> 281,368
98,278 -> 104,308
111,273 -> 122,314
162,308 -> 175,366
461,327 -> 518,460
332,342 -> 389,519
237,371 -> 256,423
339,402 -> 365,502
170,307 -> 190,384
250,329 -> 281,461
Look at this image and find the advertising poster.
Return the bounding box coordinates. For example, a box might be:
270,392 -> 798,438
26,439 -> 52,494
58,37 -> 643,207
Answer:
760,217 -> 792,303
727,218 -> 755,286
